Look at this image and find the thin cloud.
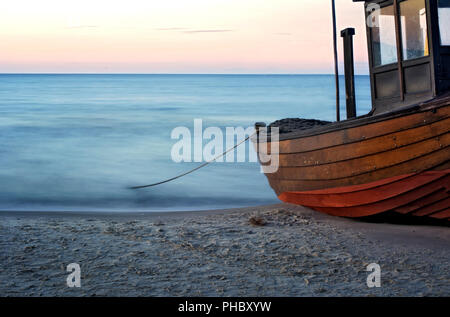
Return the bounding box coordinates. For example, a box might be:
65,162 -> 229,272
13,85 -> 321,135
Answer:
275,32 -> 292,36
65,25 -> 99,29
155,27 -> 188,31
183,29 -> 234,34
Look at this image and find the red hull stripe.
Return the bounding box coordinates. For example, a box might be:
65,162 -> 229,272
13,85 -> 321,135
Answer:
429,208 -> 450,219
394,188 -> 449,214
278,170 -> 450,218
412,197 -> 450,216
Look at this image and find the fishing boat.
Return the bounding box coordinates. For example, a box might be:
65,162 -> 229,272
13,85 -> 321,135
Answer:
254,0 -> 450,221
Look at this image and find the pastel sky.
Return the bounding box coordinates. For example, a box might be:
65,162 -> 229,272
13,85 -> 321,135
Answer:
0,0 -> 369,74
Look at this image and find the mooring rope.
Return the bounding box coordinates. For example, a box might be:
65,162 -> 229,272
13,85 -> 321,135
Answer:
129,132 -> 257,189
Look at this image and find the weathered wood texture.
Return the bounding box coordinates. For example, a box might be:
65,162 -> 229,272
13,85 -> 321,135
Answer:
279,170 -> 449,219
257,97 -> 450,220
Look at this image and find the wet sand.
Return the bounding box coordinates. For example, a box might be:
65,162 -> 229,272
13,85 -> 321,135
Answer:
0,203 -> 449,297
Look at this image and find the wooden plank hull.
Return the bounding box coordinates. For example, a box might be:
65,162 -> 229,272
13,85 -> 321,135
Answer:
256,100 -> 450,220
279,170 -> 450,219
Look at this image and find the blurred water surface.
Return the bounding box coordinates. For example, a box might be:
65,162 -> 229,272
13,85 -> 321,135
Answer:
0,74 -> 371,211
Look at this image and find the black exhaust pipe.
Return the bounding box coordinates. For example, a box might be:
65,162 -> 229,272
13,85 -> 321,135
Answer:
341,28 -> 356,119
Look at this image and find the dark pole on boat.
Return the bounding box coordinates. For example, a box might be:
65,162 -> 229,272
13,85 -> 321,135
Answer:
331,0 -> 340,122
341,28 -> 357,119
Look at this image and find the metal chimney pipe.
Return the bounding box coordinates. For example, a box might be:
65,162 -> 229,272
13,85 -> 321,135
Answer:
341,28 -> 357,119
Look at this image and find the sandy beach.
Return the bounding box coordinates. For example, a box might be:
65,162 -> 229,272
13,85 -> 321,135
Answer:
0,203 -> 449,297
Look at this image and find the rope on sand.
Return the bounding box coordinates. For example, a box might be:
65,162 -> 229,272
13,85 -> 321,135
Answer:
129,132 -> 257,189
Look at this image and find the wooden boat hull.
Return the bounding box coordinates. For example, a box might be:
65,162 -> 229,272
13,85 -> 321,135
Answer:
279,170 -> 450,219
256,98 -> 450,220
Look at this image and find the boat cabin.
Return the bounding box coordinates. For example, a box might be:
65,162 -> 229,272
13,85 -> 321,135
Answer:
353,0 -> 450,114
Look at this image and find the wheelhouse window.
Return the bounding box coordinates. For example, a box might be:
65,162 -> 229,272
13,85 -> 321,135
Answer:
438,0 -> 450,45
371,5 -> 398,67
399,0 -> 429,60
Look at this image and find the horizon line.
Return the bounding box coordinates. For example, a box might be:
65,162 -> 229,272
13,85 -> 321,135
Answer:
0,72 -> 370,76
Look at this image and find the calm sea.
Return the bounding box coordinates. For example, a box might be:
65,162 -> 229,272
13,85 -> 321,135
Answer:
0,74 -> 371,212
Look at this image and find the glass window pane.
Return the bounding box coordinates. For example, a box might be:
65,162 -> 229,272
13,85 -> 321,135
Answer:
400,0 -> 429,60
371,5 -> 398,67
439,0 -> 450,45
